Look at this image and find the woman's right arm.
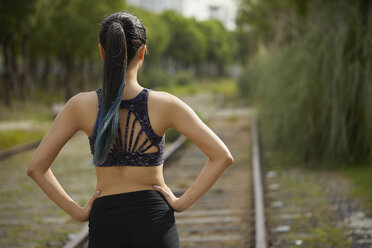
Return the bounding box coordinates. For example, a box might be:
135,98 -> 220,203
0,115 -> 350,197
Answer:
27,93 -> 100,222
153,93 -> 234,212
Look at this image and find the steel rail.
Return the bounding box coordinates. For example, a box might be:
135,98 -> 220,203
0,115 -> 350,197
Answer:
251,113 -> 267,248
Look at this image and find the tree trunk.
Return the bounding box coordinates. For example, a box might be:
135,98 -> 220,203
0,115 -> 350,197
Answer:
64,57 -> 74,101
41,57 -> 51,90
77,60 -> 88,91
1,43 -> 11,106
29,56 -> 37,84
87,59 -> 95,87
358,0 -> 372,26
2,38 -> 18,106
10,44 -> 18,96
20,34 -> 34,101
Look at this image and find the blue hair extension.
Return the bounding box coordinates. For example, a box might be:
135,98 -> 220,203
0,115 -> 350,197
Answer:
92,81 -> 125,165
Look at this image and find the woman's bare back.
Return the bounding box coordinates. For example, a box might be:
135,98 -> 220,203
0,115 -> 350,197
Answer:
79,88 -> 172,197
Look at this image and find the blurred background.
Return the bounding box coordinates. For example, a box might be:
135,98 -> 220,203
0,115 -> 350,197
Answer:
1,0 -> 372,247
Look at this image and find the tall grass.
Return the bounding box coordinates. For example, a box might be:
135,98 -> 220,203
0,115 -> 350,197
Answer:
0,130 -> 46,150
239,2 -> 372,165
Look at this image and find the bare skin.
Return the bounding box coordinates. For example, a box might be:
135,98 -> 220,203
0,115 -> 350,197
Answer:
27,44 -> 234,223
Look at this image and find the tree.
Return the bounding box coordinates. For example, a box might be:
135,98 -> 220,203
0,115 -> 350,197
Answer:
134,8 -> 170,65
161,10 -> 207,69
35,0 -> 126,100
198,20 -> 235,75
0,0 -> 37,105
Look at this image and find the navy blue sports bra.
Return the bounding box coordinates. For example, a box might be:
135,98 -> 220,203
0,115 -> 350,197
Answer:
88,88 -> 165,167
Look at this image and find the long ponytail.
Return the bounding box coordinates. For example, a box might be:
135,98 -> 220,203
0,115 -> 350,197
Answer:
93,21 -> 127,165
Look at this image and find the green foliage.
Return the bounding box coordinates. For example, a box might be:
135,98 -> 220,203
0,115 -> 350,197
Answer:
161,10 -> 207,66
0,0 -> 37,41
0,129 -> 46,150
38,0 -> 126,59
237,0 -> 312,38
342,164 -> 372,209
1,0 -> 237,106
306,225 -> 350,247
238,1 -> 372,164
29,0 -> 60,58
133,8 -> 170,63
159,77 -> 237,97
235,0 -> 316,62
165,128 -> 180,143
174,71 -> 194,86
198,20 -> 235,68
139,65 -> 174,89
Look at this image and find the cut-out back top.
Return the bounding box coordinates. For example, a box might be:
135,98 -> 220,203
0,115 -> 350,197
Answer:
88,88 -> 165,167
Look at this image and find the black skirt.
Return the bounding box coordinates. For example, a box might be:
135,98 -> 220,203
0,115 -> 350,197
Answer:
88,189 -> 180,248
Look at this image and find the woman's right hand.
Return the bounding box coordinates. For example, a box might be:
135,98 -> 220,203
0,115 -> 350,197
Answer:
153,184 -> 187,212
74,189 -> 101,222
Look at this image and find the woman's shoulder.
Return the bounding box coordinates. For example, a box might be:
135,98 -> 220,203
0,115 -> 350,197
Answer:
147,89 -> 186,109
63,90 -> 99,119
62,90 -> 100,136
146,89 -> 193,134
68,89 -> 99,106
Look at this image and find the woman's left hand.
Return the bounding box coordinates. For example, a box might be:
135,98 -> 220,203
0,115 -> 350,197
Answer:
75,189 -> 101,222
153,184 -> 185,212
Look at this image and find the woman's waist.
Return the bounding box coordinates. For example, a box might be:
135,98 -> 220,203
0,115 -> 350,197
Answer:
96,183 -> 156,197
90,189 -> 172,215
95,189 -> 163,203
94,164 -> 165,197
95,176 -> 165,196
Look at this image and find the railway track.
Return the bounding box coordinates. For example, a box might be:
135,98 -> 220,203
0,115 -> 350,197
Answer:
165,109 -> 253,248
64,107 -> 266,248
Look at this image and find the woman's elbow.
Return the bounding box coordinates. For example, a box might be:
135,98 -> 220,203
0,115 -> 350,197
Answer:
224,152 -> 234,166
209,151 -> 233,167
26,166 -> 36,178
216,151 -> 234,167
26,164 -> 43,178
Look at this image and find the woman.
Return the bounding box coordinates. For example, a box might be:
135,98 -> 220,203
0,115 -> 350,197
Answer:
27,12 -> 233,247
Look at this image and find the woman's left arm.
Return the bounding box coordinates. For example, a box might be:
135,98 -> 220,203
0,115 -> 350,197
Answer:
27,94 -> 99,222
